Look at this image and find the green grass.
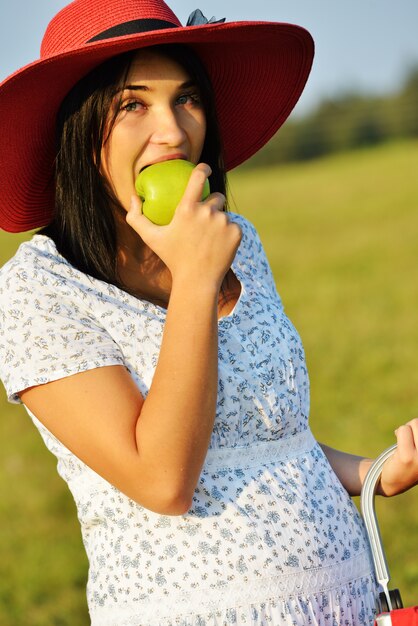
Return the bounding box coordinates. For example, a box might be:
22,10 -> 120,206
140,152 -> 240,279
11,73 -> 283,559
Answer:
1,139 -> 418,622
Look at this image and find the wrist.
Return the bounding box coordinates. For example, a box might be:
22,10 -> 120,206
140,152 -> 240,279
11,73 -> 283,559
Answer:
171,272 -> 221,298
169,274 -> 220,313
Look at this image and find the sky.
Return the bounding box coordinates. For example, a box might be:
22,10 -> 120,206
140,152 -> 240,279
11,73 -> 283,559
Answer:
1,1 -> 418,116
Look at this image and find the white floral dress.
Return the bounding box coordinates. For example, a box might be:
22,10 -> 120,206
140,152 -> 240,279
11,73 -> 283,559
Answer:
0,214 -> 378,625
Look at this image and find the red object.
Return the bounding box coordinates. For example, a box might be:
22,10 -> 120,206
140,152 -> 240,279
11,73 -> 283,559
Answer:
375,607 -> 418,625
0,0 -> 314,233
391,607 -> 418,625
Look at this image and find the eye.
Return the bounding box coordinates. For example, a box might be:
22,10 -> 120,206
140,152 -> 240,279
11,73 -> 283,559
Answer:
176,93 -> 201,107
121,100 -> 145,112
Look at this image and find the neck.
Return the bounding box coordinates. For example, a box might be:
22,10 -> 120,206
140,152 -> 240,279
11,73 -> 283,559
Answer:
113,205 -> 171,303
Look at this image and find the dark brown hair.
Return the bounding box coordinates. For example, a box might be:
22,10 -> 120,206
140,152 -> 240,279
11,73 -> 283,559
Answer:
41,44 -> 227,291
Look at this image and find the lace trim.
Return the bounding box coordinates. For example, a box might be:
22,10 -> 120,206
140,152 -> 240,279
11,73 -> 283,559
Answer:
203,428 -> 316,470
89,551 -> 374,625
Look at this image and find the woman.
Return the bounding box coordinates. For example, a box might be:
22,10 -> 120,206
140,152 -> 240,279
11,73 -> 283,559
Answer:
0,0 -> 417,624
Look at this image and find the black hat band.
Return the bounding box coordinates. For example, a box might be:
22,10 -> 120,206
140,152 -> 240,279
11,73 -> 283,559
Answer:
88,19 -> 178,43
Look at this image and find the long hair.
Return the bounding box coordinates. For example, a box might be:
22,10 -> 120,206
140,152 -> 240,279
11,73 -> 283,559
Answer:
41,44 -> 227,291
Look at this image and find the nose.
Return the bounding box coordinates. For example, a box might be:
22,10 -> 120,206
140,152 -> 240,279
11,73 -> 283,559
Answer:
151,106 -> 187,147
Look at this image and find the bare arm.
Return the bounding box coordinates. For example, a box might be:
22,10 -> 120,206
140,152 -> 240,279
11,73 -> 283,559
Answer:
21,164 -> 242,515
320,418 -> 418,497
319,444 -> 373,497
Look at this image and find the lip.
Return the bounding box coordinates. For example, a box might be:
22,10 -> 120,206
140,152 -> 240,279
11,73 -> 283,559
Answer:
139,153 -> 188,174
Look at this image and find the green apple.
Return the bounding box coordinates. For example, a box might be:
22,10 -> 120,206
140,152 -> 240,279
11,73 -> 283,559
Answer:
135,159 -> 210,225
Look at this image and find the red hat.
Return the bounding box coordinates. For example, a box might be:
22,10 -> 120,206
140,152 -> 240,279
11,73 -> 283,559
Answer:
0,0 -> 314,233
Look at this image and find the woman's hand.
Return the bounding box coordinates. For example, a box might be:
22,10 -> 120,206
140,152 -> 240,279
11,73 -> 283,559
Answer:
126,162 -> 242,289
320,418 -> 418,498
379,418 -> 418,496
21,164 -> 241,515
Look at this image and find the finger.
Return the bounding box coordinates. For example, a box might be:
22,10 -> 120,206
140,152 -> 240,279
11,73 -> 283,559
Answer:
405,417 -> 418,441
395,424 -> 417,463
395,418 -> 418,445
126,194 -> 162,242
180,163 -> 212,206
203,192 -> 226,212
126,193 -> 143,225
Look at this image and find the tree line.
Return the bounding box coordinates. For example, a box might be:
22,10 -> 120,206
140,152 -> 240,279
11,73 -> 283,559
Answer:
242,66 -> 418,168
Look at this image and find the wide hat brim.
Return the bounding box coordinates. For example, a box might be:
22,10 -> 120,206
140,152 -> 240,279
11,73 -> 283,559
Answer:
0,20 -> 314,233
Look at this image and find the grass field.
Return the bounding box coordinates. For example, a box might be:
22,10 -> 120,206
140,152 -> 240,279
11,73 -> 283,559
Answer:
1,139 -> 418,624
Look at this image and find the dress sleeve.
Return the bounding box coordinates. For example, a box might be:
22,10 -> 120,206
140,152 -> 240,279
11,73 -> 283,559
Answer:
0,258 -> 125,404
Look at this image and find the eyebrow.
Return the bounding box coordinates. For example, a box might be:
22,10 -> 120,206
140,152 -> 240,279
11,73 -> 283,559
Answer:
122,79 -> 196,92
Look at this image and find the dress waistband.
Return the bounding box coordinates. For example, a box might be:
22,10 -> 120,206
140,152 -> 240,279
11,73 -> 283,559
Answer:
203,428 -> 316,471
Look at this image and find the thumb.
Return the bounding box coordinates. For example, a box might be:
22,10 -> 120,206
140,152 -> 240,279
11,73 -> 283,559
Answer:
126,194 -> 168,252
126,193 -> 143,223
126,194 -> 154,240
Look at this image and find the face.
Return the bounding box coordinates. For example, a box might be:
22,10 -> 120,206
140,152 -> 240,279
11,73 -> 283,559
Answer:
100,49 -> 207,212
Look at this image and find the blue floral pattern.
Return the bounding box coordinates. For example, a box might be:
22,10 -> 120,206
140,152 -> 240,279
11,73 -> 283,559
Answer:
0,214 -> 378,625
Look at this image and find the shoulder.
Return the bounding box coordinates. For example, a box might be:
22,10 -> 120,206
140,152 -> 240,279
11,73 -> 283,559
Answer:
0,236 -> 124,403
0,235 -> 76,349
0,234 -> 101,338
227,213 -> 270,267
227,212 -> 263,256
227,212 -> 258,237
0,234 -> 109,312
227,212 -> 281,300
1,235 -> 68,293
1,236 -> 71,325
